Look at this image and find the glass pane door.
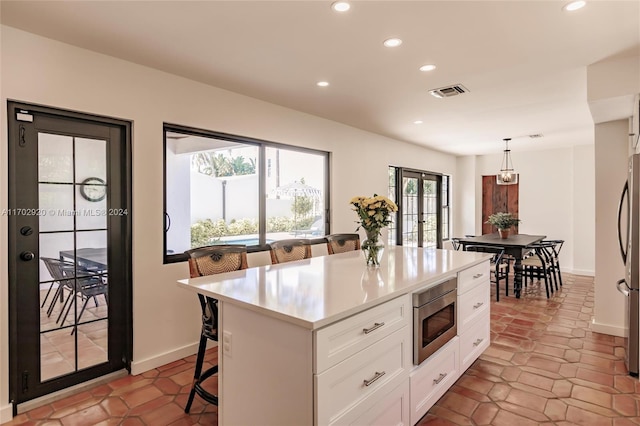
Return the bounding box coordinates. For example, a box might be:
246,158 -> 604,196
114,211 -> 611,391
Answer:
400,170 -> 442,248
38,133 -> 109,381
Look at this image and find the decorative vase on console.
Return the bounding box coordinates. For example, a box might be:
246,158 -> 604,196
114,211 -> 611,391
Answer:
350,194 -> 398,267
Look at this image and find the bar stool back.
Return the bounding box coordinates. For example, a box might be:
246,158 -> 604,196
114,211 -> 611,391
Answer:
183,244 -> 248,413
326,233 -> 361,254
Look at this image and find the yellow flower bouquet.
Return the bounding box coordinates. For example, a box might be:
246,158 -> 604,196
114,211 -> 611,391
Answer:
350,194 -> 398,266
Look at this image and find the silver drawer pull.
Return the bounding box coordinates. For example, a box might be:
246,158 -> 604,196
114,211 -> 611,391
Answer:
473,338 -> 484,347
473,302 -> 484,309
363,371 -> 386,387
363,322 -> 385,334
473,273 -> 484,279
433,373 -> 447,385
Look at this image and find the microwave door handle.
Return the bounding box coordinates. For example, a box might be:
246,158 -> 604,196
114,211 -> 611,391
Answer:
617,278 -> 630,297
618,181 -> 629,264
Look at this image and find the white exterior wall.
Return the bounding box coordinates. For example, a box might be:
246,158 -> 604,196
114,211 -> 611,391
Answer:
0,26 -> 457,421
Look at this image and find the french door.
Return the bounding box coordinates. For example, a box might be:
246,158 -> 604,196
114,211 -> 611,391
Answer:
7,102 -> 132,408
396,169 -> 443,248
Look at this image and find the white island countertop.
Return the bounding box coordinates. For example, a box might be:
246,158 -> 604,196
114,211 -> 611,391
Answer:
177,246 -> 489,330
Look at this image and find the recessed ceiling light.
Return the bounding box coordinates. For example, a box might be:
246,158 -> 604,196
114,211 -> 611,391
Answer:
419,64 -> 436,72
317,81 -> 329,87
331,1 -> 351,12
563,1 -> 586,11
414,120 -> 423,124
383,38 -> 402,48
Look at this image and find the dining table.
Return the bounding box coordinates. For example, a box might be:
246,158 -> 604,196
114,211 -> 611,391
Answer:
59,247 -> 108,272
457,233 -> 546,298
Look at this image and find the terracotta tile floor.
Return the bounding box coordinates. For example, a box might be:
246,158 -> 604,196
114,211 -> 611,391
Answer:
4,272 -> 638,426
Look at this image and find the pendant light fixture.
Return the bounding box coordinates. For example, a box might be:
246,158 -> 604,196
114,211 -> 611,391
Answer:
497,138 -> 518,185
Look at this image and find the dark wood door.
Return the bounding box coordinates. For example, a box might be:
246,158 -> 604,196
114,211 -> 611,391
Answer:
482,175 -> 519,235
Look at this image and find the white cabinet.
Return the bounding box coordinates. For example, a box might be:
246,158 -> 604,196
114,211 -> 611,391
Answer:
315,326 -> 411,425
457,260 -> 491,374
459,317 -> 490,371
315,295 -> 410,373
314,294 -> 411,426
409,259 -> 491,425
457,261 -> 490,294
409,337 -> 459,425
457,274 -> 490,333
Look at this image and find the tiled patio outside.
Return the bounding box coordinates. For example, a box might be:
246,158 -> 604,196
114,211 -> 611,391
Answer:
3,272 -> 638,426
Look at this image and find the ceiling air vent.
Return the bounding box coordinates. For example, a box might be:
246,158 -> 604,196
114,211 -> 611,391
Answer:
429,84 -> 469,99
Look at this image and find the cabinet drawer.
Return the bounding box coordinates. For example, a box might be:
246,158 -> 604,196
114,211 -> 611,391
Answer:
341,381 -> 411,426
315,295 -> 410,373
460,312 -> 490,372
457,279 -> 490,334
458,261 -> 490,294
409,336 -> 459,426
315,326 -> 410,426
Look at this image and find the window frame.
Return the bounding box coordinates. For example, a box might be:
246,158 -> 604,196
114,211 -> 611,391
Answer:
163,123 -> 331,264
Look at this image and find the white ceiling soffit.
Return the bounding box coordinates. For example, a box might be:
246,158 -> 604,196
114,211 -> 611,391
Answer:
1,1 -> 639,156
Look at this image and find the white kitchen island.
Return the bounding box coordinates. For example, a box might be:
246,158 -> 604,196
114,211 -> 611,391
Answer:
177,246 -> 491,426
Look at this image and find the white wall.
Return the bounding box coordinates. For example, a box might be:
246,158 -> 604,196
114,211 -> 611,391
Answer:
0,26 -> 457,420
456,146 -> 595,276
593,119 -> 629,336
454,155 -> 477,237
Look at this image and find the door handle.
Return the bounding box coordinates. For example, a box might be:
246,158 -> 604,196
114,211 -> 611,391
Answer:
617,278 -> 630,297
20,251 -> 35,261
618,181 -> 629,264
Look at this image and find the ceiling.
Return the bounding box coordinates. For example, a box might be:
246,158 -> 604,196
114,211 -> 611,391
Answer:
1,1 -> 639,156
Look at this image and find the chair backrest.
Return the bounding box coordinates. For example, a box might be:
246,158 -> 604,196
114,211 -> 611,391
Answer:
543,239 -> 564,260
269,239 -> 312,264
185,244 -> 248,278
463,244 -> 505,264
326,233 -> 361,255
450,238 -> 461,251
41,257 -> 81,282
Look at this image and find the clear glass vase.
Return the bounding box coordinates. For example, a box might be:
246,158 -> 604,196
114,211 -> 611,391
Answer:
362,229 -> 384,267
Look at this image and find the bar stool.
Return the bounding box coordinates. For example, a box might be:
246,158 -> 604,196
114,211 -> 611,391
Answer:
183,244 -> 248,413
326,233 -> 361,254
269,239 -> 312,264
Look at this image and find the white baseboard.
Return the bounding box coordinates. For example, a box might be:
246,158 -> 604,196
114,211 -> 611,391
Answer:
1,403 -> 13,424
131,341 -> 214,375
591,319 -> 626,337
567,268 -> 595,277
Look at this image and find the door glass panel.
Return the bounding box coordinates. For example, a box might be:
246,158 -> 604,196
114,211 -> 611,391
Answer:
423,180 -> 438,248
39,184 -> 74,232
75,138 -> 107,182
402,177 -> 418,246
38,135 -> 109,382
38,133 -> 73,183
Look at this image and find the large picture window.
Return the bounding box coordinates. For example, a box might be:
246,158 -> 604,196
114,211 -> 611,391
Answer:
164,124 -> 330,263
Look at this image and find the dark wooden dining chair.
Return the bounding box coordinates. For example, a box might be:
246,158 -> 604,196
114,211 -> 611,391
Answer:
269,239 -> 312,264
463,244 -> 509,301
521,241 -> 556,298
326,233 -> 361,254
183,244 -> 248,413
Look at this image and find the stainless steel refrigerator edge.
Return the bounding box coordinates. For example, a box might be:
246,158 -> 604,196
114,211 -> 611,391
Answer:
617,152 -> 640,377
